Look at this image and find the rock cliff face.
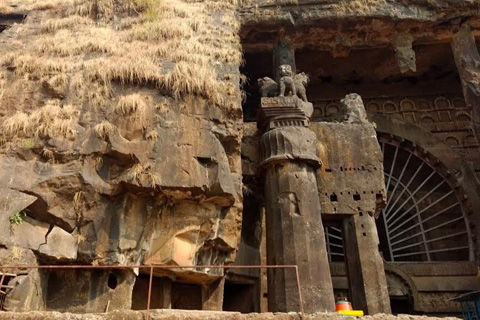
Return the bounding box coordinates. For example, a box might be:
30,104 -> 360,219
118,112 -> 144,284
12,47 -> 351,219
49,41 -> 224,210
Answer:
0,0 -> 244,311
239,0 -> 480,62
2,0 -> 480,315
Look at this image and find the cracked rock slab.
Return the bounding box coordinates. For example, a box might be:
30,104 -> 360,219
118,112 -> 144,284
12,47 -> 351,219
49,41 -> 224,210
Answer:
39,227 -> 78,260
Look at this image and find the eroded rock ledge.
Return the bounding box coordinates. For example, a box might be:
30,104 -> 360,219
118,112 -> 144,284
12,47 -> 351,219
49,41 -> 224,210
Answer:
0,310 -> 463,320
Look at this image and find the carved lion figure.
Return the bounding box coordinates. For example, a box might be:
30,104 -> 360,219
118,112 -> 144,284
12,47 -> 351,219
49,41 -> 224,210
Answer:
278,64 -> 296,98
258,77 -> 278,97
257,66 -> 310,102
293,72 -> 309,102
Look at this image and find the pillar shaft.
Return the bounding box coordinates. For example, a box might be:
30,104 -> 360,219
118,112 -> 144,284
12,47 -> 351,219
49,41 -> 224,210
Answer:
160,278 -> 172,309
273,42 -> 296,83
202,278 -> 225,311
342,214 -> 391,314
451,25 -> 480,145
265,161 -> 335,313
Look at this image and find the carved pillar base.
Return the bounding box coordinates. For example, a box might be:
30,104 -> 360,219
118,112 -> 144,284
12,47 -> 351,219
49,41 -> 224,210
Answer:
265,161 -> 335,313
342,214 -> 391,314
160,278 -> 172,309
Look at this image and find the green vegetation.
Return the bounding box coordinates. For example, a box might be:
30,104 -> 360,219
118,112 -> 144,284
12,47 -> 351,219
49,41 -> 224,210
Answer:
9,211 -> 26,225
23,138 -> 35,149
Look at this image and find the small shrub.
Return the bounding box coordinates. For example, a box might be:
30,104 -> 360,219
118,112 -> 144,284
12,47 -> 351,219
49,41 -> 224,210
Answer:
23,138 -> 35,149
9,211 -> 26,225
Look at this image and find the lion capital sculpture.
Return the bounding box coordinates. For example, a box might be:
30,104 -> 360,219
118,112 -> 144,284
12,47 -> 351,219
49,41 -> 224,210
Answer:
257,64 -> 310,102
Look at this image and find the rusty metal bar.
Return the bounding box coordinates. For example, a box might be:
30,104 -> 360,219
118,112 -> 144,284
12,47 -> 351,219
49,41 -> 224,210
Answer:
0,268 -> 6,311
0,273 -> 16,277
294,266 -> 305,320
147,265 -> 153,320
0,264 -> 300,270
0,273 -> 6,289
0,286 -> 14,290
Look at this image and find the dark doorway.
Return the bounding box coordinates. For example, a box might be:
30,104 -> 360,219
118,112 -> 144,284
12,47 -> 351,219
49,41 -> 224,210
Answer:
223,281 -> 256,313
390,296 -> 413,315
171,283 -> 202,310
132,275 -> 171,310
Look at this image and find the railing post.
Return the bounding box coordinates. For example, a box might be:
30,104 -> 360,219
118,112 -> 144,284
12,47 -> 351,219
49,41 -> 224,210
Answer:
147,265 -> 153,320
0,268 -> 6,311
294,266 -> 305,320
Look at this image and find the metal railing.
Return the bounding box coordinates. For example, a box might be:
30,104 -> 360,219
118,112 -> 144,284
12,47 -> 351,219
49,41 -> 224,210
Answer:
0,264 -> 304,320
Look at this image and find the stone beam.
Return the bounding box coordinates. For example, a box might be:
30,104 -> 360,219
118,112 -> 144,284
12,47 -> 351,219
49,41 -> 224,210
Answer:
240,17 -> 480,53
451,24 -> 480,145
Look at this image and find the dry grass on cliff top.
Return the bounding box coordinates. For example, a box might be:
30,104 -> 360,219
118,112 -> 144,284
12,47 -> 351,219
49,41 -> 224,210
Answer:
0,0 -> 244,144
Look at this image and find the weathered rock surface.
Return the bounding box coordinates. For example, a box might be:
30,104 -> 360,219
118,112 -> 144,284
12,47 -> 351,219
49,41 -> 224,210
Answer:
239,0 -> 480,65
0,0 -> 243,262
38,227 -> 78,261
0,0 -> 243,313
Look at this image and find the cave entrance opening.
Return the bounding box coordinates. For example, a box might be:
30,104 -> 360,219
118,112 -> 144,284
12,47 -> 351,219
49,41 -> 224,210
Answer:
240,50 -> 272,122
390,296 -> 413,315
222,280 -> 257,313
131,275 -> 204,310
132,274 -> 167,310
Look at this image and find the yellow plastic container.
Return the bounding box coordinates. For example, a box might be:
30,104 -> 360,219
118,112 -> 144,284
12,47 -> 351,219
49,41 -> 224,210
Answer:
337,310 -> 364,316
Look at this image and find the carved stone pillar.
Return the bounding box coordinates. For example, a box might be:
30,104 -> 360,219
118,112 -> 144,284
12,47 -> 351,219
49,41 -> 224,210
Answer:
340,94 -> 391,314
202,278 -> 225,311
451,24 -> 480,145
342,214 -> 391,314
259,97 -> 335,313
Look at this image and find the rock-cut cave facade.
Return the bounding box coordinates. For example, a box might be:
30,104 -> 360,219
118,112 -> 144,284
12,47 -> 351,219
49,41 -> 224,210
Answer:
0,0 -> 480,316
